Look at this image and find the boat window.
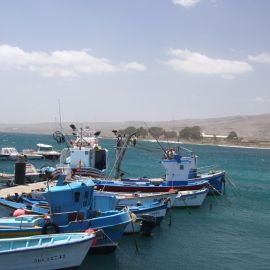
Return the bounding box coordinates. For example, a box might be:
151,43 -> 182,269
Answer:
180,165 -> 184,170
85,151 -> 89,155
74,192 -> 80,203
83,191 -> 89,206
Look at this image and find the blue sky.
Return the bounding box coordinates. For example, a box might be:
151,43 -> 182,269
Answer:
0,0 -> 269,123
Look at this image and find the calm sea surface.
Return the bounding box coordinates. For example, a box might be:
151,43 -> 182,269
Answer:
0,132 -> 270,270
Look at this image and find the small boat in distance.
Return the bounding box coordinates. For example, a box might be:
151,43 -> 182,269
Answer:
36,144 -> 60,160
0,147 -> 21,161
22,149 -> 43,160
0,232 -> 95,270
0,163 -> 41,186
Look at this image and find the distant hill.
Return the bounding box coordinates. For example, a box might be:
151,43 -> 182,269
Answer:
0,114 -> 270,140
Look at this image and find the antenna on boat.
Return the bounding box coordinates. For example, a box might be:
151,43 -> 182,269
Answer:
58,98 -> 63,132
80,128 -> 83,150
143,122 -> 168,157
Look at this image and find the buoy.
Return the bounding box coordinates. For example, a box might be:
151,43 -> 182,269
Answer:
43,214 -> 50,220
130,212 -> 137,223
13,209 -> 26,217
85,229 -> 97,246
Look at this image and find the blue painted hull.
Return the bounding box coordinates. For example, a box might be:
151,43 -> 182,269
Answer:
93,179 -> 208,193
197,171 -> 225,194
0,210 -> 131,253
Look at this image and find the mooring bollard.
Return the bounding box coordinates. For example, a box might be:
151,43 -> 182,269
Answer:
14,157 -> 26,185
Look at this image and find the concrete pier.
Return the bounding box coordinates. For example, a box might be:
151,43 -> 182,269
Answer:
0,181 -> 55,198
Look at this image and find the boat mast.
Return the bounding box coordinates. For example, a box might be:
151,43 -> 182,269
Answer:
114,131 -> 137,179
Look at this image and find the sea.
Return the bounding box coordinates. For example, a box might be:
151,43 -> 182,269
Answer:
0,132 -> 270,270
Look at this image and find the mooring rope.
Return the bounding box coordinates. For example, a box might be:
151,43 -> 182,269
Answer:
101,229 -> 144,270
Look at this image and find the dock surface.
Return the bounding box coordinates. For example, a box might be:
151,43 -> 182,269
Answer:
0,181 -> 54,198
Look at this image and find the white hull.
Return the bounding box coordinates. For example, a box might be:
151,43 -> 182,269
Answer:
117,192 -> 177,209
173,188 -> 208,207
0,236 -> 93,270
24,154 -> 43,160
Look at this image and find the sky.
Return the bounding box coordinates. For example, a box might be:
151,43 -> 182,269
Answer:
0,0 -> 269,123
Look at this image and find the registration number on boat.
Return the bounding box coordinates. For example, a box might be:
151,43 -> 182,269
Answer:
34,254 -> 66,263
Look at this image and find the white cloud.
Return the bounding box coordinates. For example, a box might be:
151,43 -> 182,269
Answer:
0,44 -> 146,78
248,52 -> 270,64
166,48 -> 253,78
173,0 -> 200,8
120,62 -> 146,72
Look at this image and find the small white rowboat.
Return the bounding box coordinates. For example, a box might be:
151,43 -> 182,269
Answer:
0,232 -> 95,270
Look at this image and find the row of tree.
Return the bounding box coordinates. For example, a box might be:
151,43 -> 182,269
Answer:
117,126 -> 239,141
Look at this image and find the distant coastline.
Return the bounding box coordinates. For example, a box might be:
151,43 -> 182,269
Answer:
0,113 -> 270,150
143,138 -> 270,150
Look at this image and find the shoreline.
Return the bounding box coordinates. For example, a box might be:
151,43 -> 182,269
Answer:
137,138 -> 270,150
1,131 -> 270,151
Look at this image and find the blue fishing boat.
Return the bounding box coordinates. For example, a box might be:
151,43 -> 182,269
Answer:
107,147 -> 225,195
0,232 -> 95,270
92,191 -> 169,234
110,132 -> 225,195
93,178 -> 209,193
159,147 -> 225,194
0,178 -> 131,253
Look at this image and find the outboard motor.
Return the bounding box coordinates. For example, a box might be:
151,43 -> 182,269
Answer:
140,214 -> 156,236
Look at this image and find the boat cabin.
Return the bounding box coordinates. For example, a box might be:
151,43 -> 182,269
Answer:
37,144 -> 54,152
59,147 -> 108,174
33,177 -> 118,220
161,152 -> 198,181
36,144 -> 60,160
42,180 -> 95,218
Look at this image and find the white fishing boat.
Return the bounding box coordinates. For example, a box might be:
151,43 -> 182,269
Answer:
55,125 -> 108,178
95,190 -> 177,209
173,188 -> 209,207
0,232 -> 95,270
22,149 -> 44,160
0,148 -> 21,161
36,144 -> 60,160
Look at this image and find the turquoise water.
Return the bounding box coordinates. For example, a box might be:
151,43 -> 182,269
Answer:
1,133 -> 270,269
